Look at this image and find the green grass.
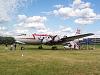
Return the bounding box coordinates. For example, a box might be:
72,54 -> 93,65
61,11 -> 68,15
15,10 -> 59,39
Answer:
0,45 -> 100,75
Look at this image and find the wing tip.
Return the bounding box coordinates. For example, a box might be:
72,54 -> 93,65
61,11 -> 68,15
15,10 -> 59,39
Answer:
88,33 -> 94,35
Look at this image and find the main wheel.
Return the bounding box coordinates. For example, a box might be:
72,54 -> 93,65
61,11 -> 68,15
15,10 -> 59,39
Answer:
52,46 -> 57,50
38,45 -> 43,49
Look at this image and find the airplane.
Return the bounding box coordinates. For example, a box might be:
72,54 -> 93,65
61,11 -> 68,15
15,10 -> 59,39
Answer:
14,33 -> 94,49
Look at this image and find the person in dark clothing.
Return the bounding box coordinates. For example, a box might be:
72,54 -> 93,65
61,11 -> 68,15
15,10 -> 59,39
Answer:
21,46 -> 24,50
5,43 -> 8,47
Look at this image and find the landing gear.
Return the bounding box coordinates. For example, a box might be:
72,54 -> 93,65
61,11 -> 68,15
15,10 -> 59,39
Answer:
38,45 -> 43,49
21,46 -> 24,50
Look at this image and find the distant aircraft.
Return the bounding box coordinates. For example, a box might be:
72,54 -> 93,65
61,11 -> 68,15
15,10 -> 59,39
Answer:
14,33 -> 94,49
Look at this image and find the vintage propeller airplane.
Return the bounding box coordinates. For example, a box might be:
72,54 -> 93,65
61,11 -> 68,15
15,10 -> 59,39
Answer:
14,33 -> 94,49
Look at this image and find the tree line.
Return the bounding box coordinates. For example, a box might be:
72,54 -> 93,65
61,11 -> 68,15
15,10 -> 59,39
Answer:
0,36 -> 15,45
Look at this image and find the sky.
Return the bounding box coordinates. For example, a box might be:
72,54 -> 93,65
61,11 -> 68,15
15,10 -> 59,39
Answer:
0,0 -> 100,36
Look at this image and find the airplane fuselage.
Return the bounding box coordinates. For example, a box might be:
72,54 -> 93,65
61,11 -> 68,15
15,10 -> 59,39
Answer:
14,33 -> 94,46
14,34 -> 53,44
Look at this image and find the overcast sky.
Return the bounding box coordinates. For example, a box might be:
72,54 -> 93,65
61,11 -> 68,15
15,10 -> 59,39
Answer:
0,0 -> 100,36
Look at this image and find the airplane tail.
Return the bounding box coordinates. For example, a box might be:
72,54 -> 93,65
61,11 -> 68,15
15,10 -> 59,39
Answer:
75,28 -> 81,35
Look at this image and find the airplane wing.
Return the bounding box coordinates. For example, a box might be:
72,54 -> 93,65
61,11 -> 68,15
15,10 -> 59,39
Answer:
47,33 -> 94,45
60,33 -> 94,42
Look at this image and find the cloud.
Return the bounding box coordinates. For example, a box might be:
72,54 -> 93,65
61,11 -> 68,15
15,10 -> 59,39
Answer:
59,25 -> 73,32
0,26 -> 6,31
75,18 -> 93,25
92,15 -> 100,20
73,0 -> 81,5
0,26 -> 11,36
45,0 -> 100,25
25,16 -> 47,24
14,15 -> 47,34
58,26 -> 74,36
0,0 -> 32,36
44,25 -> 74,36
79,8 -> 96,18
54,4 -> 64,8
18,15 -> 27,21
23,16 -> 47,30
72,0 -> 91,9
0,0 -> 30,23
14,15 -> 75,36
53,7 -> 76,18
15,28 -> 29,34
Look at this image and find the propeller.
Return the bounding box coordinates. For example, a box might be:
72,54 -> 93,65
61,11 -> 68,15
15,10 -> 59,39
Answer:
50,35 -> 57,40
48,35 -> 57,44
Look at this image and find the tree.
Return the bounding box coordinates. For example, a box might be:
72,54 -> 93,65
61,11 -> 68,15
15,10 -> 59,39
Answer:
0,36 -> 15,45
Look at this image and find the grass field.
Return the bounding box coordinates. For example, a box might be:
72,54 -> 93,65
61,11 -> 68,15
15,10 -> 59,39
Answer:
0,44 -> 100,75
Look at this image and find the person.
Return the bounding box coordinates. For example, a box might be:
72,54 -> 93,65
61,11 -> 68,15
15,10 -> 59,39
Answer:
5,43 -> 8,50
10,44 -> 13,50
13,43 -> 16,50
21,46 -> 24,50
5,43 -> 8,47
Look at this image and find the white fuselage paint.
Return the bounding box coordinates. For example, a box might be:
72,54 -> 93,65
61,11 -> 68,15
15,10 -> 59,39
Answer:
14,34 -> 80,49
14,34 -> 52,44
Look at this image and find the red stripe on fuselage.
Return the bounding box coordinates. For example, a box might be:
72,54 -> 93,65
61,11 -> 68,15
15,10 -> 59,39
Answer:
32,34 -> 49,36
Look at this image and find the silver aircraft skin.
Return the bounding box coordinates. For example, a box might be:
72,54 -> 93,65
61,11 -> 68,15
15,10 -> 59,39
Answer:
14,33 -> 94,45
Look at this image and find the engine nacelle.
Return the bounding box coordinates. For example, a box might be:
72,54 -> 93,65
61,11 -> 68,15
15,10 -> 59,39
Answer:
42,39 -> 47,44
54,36 -> 60,42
